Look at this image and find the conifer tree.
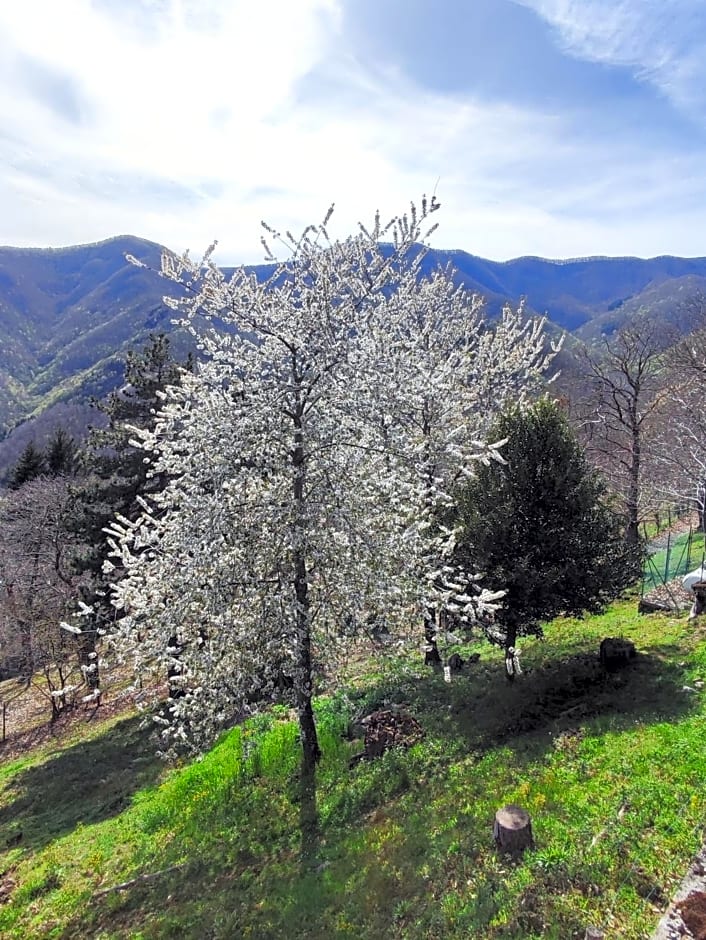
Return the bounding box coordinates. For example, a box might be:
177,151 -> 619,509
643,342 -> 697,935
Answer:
70,334 -> 191,687
9,440 -> 46,489
45,426 -> 77,477
455,398 -> 641,677
74,333 -> 190,578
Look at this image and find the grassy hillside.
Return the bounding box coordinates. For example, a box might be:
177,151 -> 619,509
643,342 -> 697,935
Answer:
1,597 -> 705,939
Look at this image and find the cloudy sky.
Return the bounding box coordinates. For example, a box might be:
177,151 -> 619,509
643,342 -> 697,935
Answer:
2,0 -> 706,262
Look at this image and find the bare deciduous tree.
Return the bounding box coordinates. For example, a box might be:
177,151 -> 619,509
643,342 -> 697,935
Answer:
0,477 -> 91,718
579,321 -> 667,544
654,325 -> 706,531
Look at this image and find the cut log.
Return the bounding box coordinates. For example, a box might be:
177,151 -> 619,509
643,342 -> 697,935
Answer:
638,597 -> 673,614
493,804 -> 533,854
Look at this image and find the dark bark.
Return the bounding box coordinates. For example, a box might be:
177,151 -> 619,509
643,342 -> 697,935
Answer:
292,411 -> 321,774
689,585 -> 706,621
17,619 -> 34,677
420,407 -> 443,669
295,656 -> 321,772
493,804 -> 533,854
625,406 -> 641,546
423,607 -> 442,666
78,627 -> 101,694
504,622 -> 519,681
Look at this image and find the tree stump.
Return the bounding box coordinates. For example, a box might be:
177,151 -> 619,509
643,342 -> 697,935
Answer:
599,636 -> 636,672
447,652 -> 464,672
493,804 -> 533,854
689,582 -> 706,621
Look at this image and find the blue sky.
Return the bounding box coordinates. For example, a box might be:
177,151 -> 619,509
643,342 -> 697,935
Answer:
1,0 -> 706,262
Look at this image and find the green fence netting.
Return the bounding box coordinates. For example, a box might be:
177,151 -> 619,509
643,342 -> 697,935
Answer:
642,528 -> 706,593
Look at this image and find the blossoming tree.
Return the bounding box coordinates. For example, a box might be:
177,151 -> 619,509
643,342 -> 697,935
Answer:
106,200 -> 556,771
364,273 -> 558,663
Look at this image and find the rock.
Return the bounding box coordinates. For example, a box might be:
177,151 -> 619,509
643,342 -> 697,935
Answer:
639,597 -> 674,614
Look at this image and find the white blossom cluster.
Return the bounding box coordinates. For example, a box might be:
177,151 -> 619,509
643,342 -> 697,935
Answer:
107,200 -> 558,758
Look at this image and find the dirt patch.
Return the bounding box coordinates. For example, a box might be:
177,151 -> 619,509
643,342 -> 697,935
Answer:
0,686 -> 149,761
0,868 -> 17,905
678,891 -> 706,939
651,847 -> 706,939
350,708 -> 424,763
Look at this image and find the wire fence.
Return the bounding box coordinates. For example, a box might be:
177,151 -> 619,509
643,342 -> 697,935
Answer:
642,524 -> 706,594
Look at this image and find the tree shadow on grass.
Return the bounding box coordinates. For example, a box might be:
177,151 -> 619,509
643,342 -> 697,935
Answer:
0,714 -> 163,852
351,648 -> 698,762
55,651 -> 700,939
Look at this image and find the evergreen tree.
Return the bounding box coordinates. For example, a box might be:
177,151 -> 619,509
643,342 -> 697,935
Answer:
455,398 -> 641,677
9,440 -> 46,489
76,333 -> 191,570
69,334 -> 192,686
45,426 -> 77,477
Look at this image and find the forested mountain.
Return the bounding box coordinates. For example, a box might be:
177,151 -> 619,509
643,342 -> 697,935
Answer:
0,236 -> 172,435
436,250 -> 706,331
1,234 -> 706,479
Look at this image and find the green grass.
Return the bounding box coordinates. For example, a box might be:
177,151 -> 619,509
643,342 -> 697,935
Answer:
1,597 -> 705,938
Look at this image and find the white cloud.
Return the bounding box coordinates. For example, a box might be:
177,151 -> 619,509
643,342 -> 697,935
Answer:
513,0 -> 706,118
0,0 -> 705,261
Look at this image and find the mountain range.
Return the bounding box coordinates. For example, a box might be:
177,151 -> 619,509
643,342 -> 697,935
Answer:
1,234 -> 705,478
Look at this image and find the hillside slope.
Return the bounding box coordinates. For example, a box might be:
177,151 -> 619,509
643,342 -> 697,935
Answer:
0,598 -> 704,938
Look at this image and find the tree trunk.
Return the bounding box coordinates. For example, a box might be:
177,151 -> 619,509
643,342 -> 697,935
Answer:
689,584 -> 706,621
625,410 -> 641,545
493,804 -> 533,853
423,607 -> 442,666
17,619 -> 33,677
292,414 -> 321,773
78,627 -> 100,694
504,623 -> 519,681
295,654 -> 321,772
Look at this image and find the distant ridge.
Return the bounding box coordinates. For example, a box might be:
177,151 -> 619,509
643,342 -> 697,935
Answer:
1,235 -> 706,480
0,234 -> 165,253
